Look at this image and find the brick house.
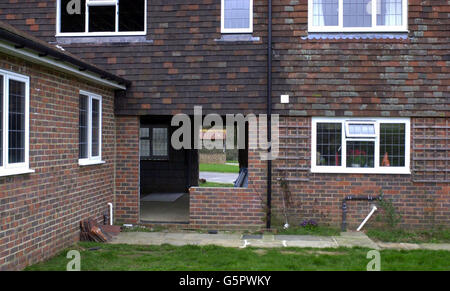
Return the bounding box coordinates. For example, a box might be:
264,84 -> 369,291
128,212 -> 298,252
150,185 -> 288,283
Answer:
0,0 -> 449,270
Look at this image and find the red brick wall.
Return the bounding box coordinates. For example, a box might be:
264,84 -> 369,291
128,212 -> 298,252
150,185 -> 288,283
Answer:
190,150 -> 267,230
114,116 -> 140,224
190,118 -> 267,230
272,116 -> 450,230
0,53 -> 116,271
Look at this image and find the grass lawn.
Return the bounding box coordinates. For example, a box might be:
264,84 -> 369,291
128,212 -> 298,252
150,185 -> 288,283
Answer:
199,163 -> 239,173
366,228 -> 450,244
25,242 -> 450,271
199,181 -> 234,188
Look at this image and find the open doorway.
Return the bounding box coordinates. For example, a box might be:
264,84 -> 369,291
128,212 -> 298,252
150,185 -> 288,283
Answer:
139,116 -> 198,223
198,121 -> 248,188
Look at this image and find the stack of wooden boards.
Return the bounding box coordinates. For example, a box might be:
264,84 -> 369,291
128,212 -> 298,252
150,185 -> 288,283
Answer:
80,219 -> 121,242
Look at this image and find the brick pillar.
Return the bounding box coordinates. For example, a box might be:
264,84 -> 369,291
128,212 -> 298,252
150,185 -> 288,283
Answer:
115,116 -> 140,223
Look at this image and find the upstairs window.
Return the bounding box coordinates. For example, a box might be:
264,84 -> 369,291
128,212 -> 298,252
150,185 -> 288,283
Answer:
140,125 -> 169,160
308,0 -> 407,32
0,70 -> 31,176
312,117 -> 410,174
221,0 -> 253,33
79,91 -> 102,165
57,0 -> 146,36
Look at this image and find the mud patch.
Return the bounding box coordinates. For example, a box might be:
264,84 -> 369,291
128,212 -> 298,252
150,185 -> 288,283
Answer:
253,249 -> 268,256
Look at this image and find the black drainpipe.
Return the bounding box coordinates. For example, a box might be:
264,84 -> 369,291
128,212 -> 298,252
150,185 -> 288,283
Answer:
266,0 -> 273,229
341,195 -> 382,232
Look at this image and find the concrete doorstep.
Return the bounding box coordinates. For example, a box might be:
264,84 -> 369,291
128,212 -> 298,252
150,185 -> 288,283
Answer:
108,231 -> 448,251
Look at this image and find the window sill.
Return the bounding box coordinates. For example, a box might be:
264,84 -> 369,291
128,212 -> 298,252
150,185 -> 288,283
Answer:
55,36 -> 153,45
0,168 -> 35,178
311,167 -> 411,175
303,32 -> 409,40
215,34 -> 261,42
78,160 -> 106,167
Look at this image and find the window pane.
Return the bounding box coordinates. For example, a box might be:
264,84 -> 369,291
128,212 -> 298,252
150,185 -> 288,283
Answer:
348,123 -> 375,135
346,141 -> 374,168
8,80 -> 25,164
91,99 -> 100,157
140,127 -> 150,138
0,76 -> 3,167
60,0 -> 86,32
152,127 -> 168,157
79,95 -> 88,159
380,123 -> 405,167
343,0 -> 372,27
316,123 -> 342,166
119,0 -> 145,32
224,0 -> 251,29
377,0 -> 402,26
312,0 -> 339,26
140,139 -> 150,157
89,5 -> 115,32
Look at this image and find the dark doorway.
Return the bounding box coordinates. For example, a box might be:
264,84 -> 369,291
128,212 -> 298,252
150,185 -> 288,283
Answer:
139,116 -> 198,223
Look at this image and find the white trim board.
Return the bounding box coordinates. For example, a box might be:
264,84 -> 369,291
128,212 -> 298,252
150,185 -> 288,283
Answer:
0,40 -> 126,90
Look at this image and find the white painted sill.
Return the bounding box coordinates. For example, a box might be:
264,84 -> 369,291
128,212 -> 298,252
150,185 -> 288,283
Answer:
78,160 -> 106,167
55,32 -> 146,37
311,167 -> 411,175
0,168 -> 35,177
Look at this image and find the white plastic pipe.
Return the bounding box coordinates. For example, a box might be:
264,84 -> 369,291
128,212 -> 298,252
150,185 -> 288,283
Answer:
357,205 -> 377,231
107,203 -> 113,226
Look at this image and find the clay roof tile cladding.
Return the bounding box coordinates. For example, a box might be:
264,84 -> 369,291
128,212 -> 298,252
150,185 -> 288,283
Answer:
0,20 -> 130,87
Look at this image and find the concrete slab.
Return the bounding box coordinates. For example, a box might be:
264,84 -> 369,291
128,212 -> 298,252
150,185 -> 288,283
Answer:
275,235 -> 334,242
377,242 -> 420,250
334,232 -> 380,250
419,243 -> 450,251
140,193 -> 189,223
110,231 -> 449,251
285,240 -> 338,248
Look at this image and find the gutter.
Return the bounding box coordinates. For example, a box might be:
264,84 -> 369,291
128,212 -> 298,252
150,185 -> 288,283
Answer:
0,28 -> 130,89
266,0 -> 273,229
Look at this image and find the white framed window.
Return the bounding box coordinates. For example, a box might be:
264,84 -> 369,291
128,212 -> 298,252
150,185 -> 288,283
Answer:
56,0 -> 147,37
311,117 -> 410,174
308,0 -> 408,32
221,0 -> 253,33
79,90 -> 104,166
0,69 -> 33,177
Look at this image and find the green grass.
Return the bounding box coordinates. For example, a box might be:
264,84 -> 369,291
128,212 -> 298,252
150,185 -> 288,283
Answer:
199,181 -> 234,188
366,228 -> 450,244
199,163 -> 239,173
276,226 -> 341,236
25,242 -> 450,271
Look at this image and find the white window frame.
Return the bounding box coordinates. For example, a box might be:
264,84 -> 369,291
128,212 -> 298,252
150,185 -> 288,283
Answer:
221,0 -> 253,34
308,0 -> 408,32
78,90 -> 104,166
56,0 -> 147,37
311,117 -> 410,174
0,69 -> 33,177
